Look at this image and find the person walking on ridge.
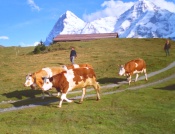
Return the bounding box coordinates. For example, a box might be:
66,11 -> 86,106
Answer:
164,39 -> 171,56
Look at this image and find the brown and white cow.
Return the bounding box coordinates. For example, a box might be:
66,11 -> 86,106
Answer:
42,67 -> 100,108
24,67 -> 65,98
118,58 -> 148,85
24,63 -> 93,98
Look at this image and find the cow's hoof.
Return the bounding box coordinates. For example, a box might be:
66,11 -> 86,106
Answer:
66,99 -> 73,103
79,101 -> 83,104
57,105 -> 61,108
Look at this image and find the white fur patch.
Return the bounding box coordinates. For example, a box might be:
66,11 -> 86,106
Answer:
42,67 -> 53,77
24,75 -> 33,86
118,65 -> 125,76
62,65 -> 68,70
64,69 -> 76,92
42,78 -> 53,91
135,63 -> 138,68
73,64 -> 80,68
133,69 -> 144,74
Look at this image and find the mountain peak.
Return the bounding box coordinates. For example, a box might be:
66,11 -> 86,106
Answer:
64,10 -> 76,18
44,10 -> 86,45
134,0 -> 159,12
44,1 -> 175,45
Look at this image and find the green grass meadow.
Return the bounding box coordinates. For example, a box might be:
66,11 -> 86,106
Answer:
0,38 -> 175,134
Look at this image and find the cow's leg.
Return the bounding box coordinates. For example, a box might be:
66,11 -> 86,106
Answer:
95,82 -> 100,100
58,93 -> 66,108
145,73 -> 148,81
64,97 -> 73,103
97,84 -> 101,100
42,91 -> 45,99
127,76 -> 132,85
58,93 -> 72,108
80,88 -> 86,103
144,69 -> 148,81
41,91 -> 52,99
57,92 -> 61,97
56,88 -> 62,97
47,91 -> 53,96
135,73 -> 139,82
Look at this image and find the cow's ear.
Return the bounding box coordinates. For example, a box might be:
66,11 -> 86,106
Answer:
49,77 -> 53,82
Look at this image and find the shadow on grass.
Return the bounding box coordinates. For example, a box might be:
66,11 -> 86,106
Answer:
154,84 -> 175,91
2,89 -> 42,99
98,77 -> 126,84
1,89 -> 59,107
1,88 -> 99,108
8,96 -> 88,108
11,96 -> 59,107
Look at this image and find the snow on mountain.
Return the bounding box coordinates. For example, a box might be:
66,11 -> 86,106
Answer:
115,0 -> 175,38
114,0 -> 159,37
60,11 -> 86,34
44,0 -> 175,45
81,17 -> 118,34
44,11 -> 86,45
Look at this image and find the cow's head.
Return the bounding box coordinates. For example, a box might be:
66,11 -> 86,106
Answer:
118,65 -> 126,76
24,74 -> 35,87
42,77 -> 53,91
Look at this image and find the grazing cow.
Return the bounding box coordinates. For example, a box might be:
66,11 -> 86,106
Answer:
24,67 -> 65,98
42,67 -> 100,108
118,58 -> 148,85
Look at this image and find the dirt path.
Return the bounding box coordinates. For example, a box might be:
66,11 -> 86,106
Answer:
1,61 -> 175,113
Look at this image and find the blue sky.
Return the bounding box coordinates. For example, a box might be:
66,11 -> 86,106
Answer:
0,0 -> 175,47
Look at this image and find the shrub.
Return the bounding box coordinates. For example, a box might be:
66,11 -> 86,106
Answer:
33,45 -> 41,54
33,41 -> 46,54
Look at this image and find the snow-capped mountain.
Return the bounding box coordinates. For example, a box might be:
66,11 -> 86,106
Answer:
44,11 -> 86,45
44,0 -> 175,45
115,0 -> 175,38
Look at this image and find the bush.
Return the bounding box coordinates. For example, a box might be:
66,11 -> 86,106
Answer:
33,44 -> 46,54
40,45 -> 46,51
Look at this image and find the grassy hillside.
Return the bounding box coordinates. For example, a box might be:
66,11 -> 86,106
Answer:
0,38 -> 175,133
0,38 -> 174,92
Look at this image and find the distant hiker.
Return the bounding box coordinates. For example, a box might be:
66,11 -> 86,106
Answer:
70,47 -> 77,64
116,33 -> 119,38
164,39 -> 171,56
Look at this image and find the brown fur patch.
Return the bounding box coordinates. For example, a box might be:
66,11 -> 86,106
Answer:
124,58 -> 146,74
50,68 -> 97,93
31,67 -> 65,88
66,63 -> 93,69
